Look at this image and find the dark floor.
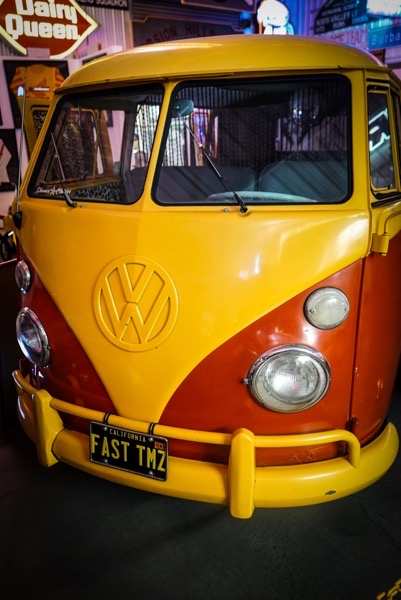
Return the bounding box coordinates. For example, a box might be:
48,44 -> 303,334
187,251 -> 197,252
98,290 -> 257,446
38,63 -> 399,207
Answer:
0,386 -> 400,600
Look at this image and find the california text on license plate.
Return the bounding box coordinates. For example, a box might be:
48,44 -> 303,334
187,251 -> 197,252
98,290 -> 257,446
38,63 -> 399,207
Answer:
89,422 -> 168,481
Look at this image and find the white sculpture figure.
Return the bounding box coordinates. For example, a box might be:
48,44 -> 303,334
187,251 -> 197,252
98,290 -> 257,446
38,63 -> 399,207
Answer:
257,0 -> 295,35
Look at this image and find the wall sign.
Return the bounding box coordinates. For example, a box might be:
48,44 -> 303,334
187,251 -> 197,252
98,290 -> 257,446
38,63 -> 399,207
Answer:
132,16 -> 237,46
78,0 -> 128,10
320,26 -> 368,48
369,23 -> 401,50
314,0 -> 368,35
181,0 -> 256,12
0,0 -> 99,59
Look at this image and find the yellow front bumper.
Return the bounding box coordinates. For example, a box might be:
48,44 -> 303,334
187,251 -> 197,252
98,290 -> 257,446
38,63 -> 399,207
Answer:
14,369 -> 399,519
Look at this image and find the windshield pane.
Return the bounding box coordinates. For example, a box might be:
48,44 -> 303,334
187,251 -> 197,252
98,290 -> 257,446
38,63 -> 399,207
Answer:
30,86 -> 163,204
155,76 -> 350,206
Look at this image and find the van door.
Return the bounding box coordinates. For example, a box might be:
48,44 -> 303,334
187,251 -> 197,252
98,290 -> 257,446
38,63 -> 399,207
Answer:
351,83 -> 401,442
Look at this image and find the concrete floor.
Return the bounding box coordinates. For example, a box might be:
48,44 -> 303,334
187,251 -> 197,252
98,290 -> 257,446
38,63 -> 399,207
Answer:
0,386 -> 400,600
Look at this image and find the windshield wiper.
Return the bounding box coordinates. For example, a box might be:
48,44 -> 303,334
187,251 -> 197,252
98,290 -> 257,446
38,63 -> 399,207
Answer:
174,104 -> 248,214
50,133 -> 77,208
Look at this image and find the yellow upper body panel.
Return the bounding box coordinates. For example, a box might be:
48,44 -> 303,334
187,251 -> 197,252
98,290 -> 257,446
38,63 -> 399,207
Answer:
17,200 -> 369,422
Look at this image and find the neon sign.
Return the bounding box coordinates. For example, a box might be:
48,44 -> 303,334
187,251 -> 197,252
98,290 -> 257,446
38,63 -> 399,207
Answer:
369,109 -> 391,152
0,0 -> 98,59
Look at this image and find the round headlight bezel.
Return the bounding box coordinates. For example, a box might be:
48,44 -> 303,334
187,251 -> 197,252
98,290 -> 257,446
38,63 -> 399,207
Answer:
304,287 -> 350,330
16,308 -> 51,367
246,345 -> 331,413
15,260 -> 32,295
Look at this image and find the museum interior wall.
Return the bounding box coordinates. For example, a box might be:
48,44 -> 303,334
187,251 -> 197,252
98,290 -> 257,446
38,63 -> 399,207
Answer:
2,0 -> 401,215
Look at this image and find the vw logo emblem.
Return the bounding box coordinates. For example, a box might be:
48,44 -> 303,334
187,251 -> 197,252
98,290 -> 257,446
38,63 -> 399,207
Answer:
94,256 -> 178,351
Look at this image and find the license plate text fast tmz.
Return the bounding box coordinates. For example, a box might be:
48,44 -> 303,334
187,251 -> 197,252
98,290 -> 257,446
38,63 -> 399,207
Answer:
89,422 -> 168,481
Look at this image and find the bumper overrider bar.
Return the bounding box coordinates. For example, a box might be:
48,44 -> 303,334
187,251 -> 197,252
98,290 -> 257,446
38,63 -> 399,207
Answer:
13,369 -> 399,519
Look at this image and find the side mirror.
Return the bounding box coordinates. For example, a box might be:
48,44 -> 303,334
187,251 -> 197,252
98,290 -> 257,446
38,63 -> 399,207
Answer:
172,99 -> 194,118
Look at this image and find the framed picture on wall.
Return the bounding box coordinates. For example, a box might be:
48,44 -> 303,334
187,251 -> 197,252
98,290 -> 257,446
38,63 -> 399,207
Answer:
3,60 -> 69,128
0,130 -> 19,193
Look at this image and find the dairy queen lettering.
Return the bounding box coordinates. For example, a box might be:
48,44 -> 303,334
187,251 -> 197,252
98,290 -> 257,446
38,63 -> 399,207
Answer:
0,0 -> 98,58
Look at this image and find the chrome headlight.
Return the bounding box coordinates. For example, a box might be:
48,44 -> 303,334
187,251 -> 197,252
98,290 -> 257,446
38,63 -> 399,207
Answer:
246,345 -> 331,413
304,287 -> 349,330
15,260 -> 31,294
16,308 -> 51,367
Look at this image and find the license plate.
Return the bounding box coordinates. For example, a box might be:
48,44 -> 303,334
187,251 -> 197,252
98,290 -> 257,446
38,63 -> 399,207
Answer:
89,422 -> 168,481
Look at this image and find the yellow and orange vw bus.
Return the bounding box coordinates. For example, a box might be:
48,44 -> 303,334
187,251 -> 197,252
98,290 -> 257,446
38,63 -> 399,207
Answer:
7,35 -> 401,518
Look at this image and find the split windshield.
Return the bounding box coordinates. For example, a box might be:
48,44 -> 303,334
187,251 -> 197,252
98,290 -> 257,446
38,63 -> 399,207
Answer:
30,76 -> 351,206
30,85 -> 163,204
157,75 -> 351,206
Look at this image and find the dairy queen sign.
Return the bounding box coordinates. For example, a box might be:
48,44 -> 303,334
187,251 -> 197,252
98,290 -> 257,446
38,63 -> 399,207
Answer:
0,0 -> 98,58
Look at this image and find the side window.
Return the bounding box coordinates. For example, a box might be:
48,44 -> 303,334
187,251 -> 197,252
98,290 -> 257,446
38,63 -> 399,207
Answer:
368,90 -> 396,192
392,91 -> 401,173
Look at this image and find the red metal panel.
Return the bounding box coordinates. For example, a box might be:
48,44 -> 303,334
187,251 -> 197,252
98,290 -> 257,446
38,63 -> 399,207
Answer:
17,246 -> 115,431
351,230 -> 401,444
161,261 -> 364,465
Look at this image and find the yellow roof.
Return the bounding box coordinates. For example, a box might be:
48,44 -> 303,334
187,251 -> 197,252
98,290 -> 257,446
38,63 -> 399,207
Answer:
62,34 -> 385,90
